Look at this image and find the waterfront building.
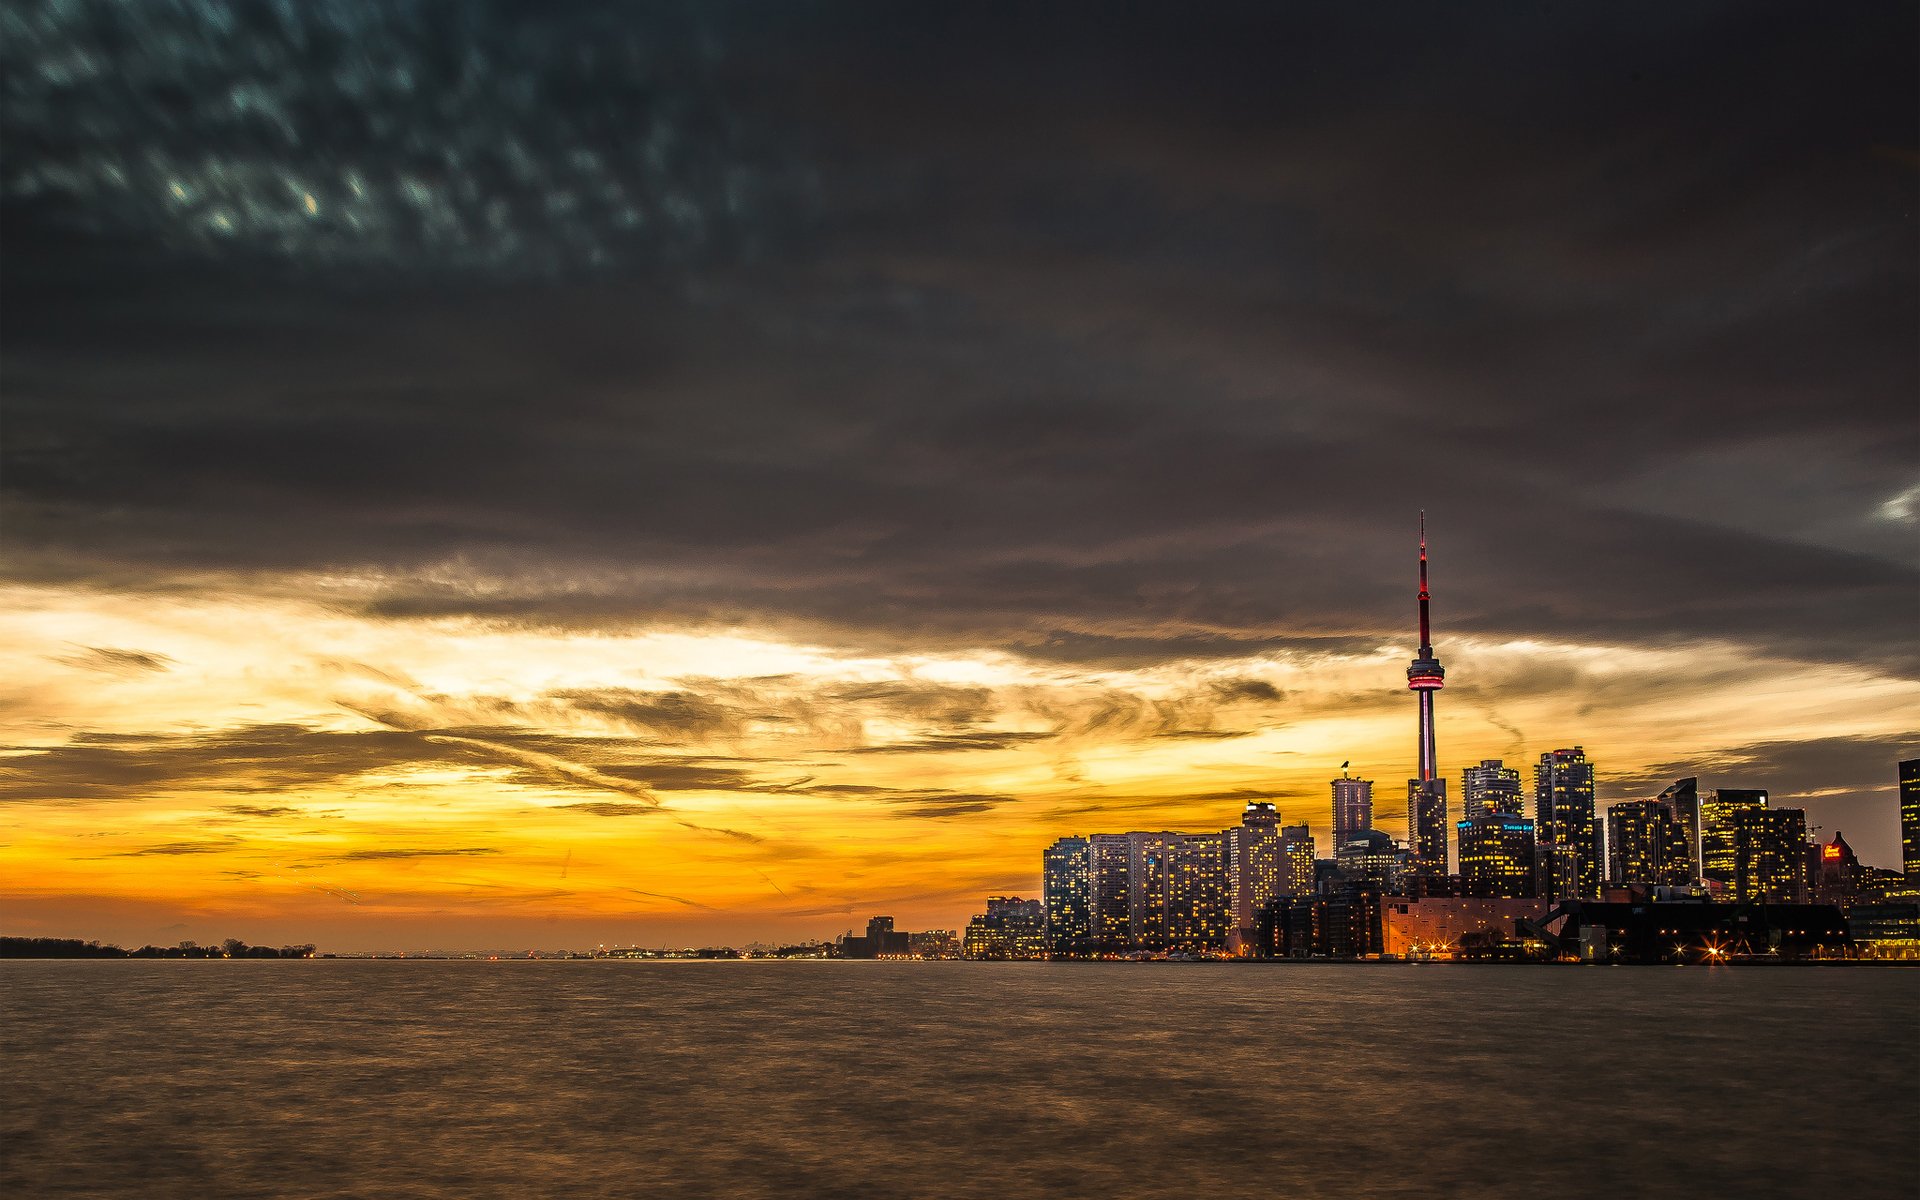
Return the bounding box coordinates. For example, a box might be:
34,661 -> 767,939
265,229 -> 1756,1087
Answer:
1699,788 -> 1768,885
1257,884 -> 1385,958
1732,807 -> 1808,903
1042,836 -> 1093,958
1457,811 -> 1537,898
1382,897 -> 1549,959
1551,900 -> 1849,963
837,916 -> 912,958
1126,832 -> 1182,951
1903,759 -> 1920,886
1229,802 -> 1283,947
963,897 -> 1045,960
907,930 -> 960,959
1169,832 -> 1232,951
1606,799 -> 1694,889
1405,515 -> 1449,880
1089,834 -> 1132,954
1331,775 -> 1373,848
1534,747 -> 1600,899
1462,759 -> 1524,817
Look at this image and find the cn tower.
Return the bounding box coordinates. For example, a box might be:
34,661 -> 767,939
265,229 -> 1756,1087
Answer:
1405,513 -> 1449,882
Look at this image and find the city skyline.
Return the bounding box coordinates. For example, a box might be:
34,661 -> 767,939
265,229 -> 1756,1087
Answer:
2,4 -> 1916,952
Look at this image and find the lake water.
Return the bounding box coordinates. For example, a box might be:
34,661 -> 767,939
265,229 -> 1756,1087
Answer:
3,961 -> 1914,1199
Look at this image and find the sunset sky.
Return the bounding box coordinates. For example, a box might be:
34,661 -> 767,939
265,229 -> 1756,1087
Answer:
3,3 -> 1915,951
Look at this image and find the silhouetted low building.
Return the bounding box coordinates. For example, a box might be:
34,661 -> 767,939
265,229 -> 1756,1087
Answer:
1545,900 -> 1849,963
1382,897 -> 1550,959
1255,884 -> 1384,958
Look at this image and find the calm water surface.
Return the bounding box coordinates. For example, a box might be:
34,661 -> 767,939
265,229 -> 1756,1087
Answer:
3,961 -> 1915,1199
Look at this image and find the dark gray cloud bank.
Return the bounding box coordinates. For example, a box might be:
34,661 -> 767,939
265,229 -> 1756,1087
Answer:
3,2 -> 1914,674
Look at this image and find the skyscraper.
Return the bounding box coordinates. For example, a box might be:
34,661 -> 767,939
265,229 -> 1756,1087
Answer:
1902,759 -> 1919,886
1168,832 -> 1233,951
1279,823 -> 1317,897
1656,777 -> 1703,883
1042,836 -> 1092,958
1330,774 -> 1373,847
1699,788 -> 1768,885
1457,812 -> 1537,897
1229,802 -> 1283,948
1127,832 -> 1180,952
1534,747 -> 1600,900
1462,759 -> 1524,817
1606,799 -> 1693,889
1405,514 -> 1449,879
1088,833 -> 1132,954
1732,807 -> 1807,903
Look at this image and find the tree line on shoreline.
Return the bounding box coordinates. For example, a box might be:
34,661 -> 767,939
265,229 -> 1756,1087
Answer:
0,937 -> 317,959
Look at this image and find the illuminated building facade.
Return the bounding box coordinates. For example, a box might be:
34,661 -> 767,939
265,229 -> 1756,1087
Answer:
1606,799 -> 1693,888
1089,834 -> 1133,954
1700,788 -> 1769,885
1168,832 -> 1232,951
1732,806 -> 1808,903
1042,836 -> 1092,957
1903,759 -> 1920,886
962,897 -> 1045,960
1331,775 -> 1373,847
1229,802 -> 1283,946
1534,747 -> 1600,900
1405,515 -> 1449,879
1280,823 -> 1316,897
1382,897 -> 1549,958
1462,759 -> 1524,817
1337,830 -> 1407,893
1457,812 -> 1537,898
1809,831 -> 1860,905
1126,832 -> 1181,951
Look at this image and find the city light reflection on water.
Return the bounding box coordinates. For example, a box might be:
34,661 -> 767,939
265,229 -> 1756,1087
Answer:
3,960 -> 1914,1199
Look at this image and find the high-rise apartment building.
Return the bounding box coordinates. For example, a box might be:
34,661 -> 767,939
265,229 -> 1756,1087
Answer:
1699,788 -> 1768,885
1331,775 -> 1374,847
1606,799 -> 1693,889
1534,747 -> 1600,900
1126,833 -> 1181,951
1462,759 -> 1524,816
1457,811 -> 1536,898
1042,836 -> 1092,958
1168,832 -> 1232,951
1088,834 -> 1132,954
1279,823 -> 1317,897
1229,802 -> 1283,945
1732,806 -> 1807,903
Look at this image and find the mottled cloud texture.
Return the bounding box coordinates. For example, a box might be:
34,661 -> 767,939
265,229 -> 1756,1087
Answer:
1,3 -> 1913,948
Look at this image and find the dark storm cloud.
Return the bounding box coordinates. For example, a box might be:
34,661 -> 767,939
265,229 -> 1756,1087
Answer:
2,4 -> 1913,674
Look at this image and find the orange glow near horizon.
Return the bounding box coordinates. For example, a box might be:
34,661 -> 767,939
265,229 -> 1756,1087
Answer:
2,578 -> 1915,952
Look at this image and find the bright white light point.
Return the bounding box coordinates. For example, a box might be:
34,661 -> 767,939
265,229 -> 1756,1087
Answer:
304,193 -> 319,216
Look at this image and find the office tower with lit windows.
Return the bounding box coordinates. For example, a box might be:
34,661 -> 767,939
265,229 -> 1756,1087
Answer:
1457,811 -> 1537,897
1169,832 -> 1233,951
1656,777 -> 1704,883
1732,806 -> 1808,903
1280,823 -> 1317,897
1606,799 -> 1694,888
1229,802 -> 1283,946
1338,830 -> 1409,893
1042,836 -> 1092,957
1462,759 -> 1524,817
1405,515 -> 1449,880
1088,834 -> 1133,954
1331,774 -> 1374,848
1534,747 -> 1600,899
1902,759 -> 1920,885
1699,788 -> 1769,885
